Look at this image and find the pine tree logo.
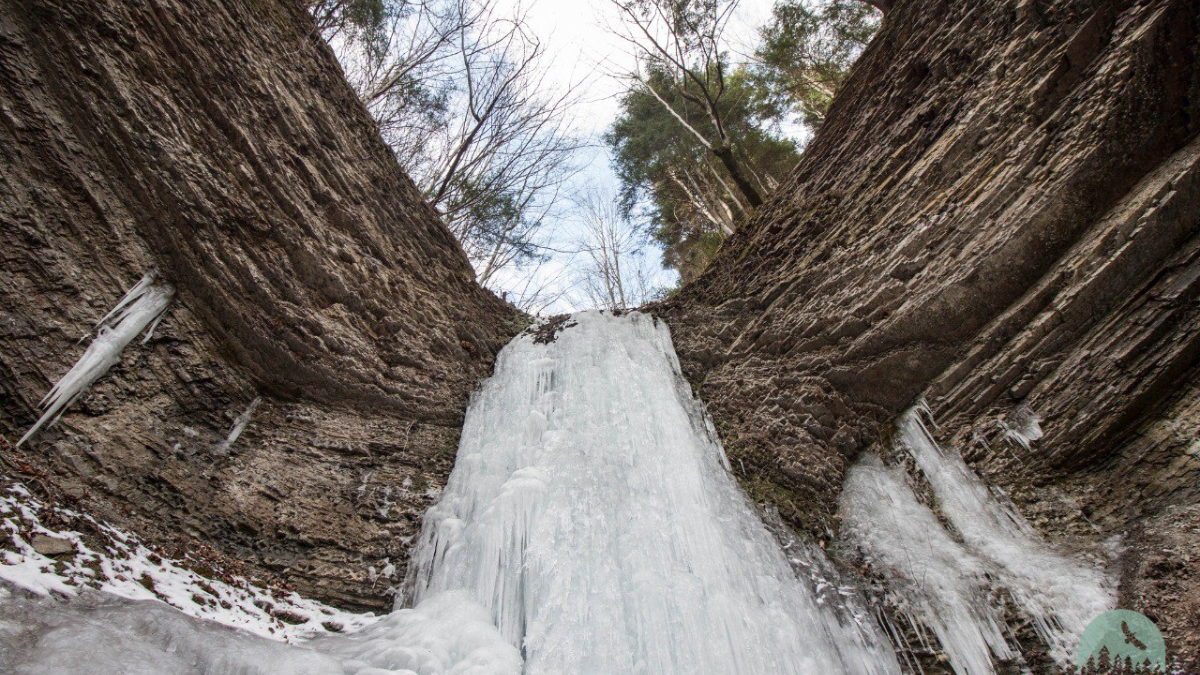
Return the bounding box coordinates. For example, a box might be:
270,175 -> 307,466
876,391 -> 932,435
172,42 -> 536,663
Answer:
1077,610 -> 1167,672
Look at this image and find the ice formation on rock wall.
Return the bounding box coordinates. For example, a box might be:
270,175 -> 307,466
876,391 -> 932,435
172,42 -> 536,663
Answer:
997,404 -> 1044,453
899,405 -> 1113,664
405,311 -> 901,675
841,455 -> 1016,675
2,311 -> 907,674
18,272 -> 173,447
215,396 -> 262,454
840,405 -> 1115,674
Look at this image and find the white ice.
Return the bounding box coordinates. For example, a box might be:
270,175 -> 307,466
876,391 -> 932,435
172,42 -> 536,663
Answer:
0,483 -> 518,674
840,455 -> 1016,675
997,404 -> 1044,453
18,272 -> 173,446
2,310 -> 905,675
898,405 -> 1113,665
405,311 -> 901,675
0,586 -> 519,675
839,404 -> 1115,675
215,396 -> 261,454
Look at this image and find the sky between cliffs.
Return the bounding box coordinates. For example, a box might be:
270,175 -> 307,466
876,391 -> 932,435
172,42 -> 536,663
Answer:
483,0 -> 789,314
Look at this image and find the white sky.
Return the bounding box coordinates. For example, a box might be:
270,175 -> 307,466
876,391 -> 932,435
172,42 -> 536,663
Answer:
484,0 -> 779,314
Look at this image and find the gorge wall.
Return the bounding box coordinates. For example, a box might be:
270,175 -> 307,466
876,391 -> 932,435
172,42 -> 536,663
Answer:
0,0 -> 519,611
2,0 -> 1198,666
659,0 -> 1200,665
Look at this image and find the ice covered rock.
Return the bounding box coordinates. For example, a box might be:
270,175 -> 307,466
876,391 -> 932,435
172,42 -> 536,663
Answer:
405,311 -> 901,675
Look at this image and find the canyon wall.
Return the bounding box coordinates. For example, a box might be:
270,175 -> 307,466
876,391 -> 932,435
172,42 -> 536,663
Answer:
2,0 -> 1198,664
0,0 -> 519,610
661,0 -> 1200,664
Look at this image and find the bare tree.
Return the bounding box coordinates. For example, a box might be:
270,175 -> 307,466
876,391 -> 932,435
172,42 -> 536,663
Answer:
609,0 -> 764,208
501,255 -> 580,316
314,0 -> 584,289
573,188 -> 658,311
419,15 -> 585,260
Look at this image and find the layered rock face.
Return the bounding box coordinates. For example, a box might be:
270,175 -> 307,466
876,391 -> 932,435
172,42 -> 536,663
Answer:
661,0 -> 1199,663
3,0 -> 1199,662
0,0 -> 518,610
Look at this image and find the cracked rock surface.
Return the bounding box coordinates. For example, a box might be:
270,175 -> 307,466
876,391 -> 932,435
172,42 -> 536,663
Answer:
0,0 -> 519,611
659,0 -> 1199,664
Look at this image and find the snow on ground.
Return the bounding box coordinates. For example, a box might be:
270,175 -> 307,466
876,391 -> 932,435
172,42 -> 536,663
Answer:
0,482 -> 376,641
0,481 -> 519,673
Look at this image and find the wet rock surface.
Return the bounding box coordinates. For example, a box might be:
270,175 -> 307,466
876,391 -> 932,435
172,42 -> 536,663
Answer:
659,0 -> 1199,664
0,0 -> 519,611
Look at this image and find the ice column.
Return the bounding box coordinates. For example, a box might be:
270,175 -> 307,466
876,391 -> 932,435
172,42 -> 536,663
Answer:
18,272 -> 173,446
405,311 -> 901,675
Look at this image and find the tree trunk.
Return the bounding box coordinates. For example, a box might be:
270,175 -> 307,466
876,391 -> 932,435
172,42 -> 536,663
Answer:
712,144 -> 763,209
864,0 -> 890,14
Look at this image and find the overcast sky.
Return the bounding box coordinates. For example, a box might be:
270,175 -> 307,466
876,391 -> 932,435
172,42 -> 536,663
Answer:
484,0 -> 779,314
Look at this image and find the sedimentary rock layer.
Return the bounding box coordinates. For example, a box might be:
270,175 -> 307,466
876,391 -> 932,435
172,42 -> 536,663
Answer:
0,0 -> 518,610
661,0 -> 1199,662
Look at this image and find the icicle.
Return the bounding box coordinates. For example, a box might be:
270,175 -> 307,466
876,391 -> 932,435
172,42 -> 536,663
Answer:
996,403 -> 1044,453
5,310 -> 914,675
214,397 -> 261,454
405,311 -> 902,675
840,454 -> 1016,675
18,273 -> 173,447
895,406 -> 1114,666
93,272 -> 160,334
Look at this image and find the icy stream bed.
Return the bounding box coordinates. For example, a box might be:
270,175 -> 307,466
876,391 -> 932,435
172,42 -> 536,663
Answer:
1,311 -> 902,674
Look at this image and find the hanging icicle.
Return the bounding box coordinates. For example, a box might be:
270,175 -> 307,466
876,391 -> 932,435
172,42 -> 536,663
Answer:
18,272 -> 174,447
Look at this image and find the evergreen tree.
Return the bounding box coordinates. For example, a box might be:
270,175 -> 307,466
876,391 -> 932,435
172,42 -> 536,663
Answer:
607,66 -> 798,281
754,0 -> 881,128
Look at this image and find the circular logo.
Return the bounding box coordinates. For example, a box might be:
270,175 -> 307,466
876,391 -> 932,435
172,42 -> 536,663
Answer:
1077,610 -> 1166,672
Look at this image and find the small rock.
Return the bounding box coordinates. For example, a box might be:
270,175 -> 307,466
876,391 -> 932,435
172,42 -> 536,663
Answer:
31,535 -> 75,557
61,482 -> 87,500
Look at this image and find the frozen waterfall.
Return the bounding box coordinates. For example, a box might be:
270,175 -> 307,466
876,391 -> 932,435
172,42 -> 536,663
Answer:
404,310 -> 900,675
2,310 -> 902,675
839,405 -> 1115,675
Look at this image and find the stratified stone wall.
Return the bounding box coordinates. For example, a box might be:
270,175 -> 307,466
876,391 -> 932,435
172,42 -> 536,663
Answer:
0,0 -> 519,611
661,0 -> 1199,663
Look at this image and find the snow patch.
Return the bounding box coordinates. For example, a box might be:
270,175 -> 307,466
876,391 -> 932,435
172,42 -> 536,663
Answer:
0,484 -> 374,640
0,484 -> 518,674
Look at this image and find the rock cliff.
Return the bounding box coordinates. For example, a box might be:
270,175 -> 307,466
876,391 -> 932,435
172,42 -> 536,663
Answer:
0,0 -> 519,611
2,0 -> 1198,665
659,0 -> 1200,665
